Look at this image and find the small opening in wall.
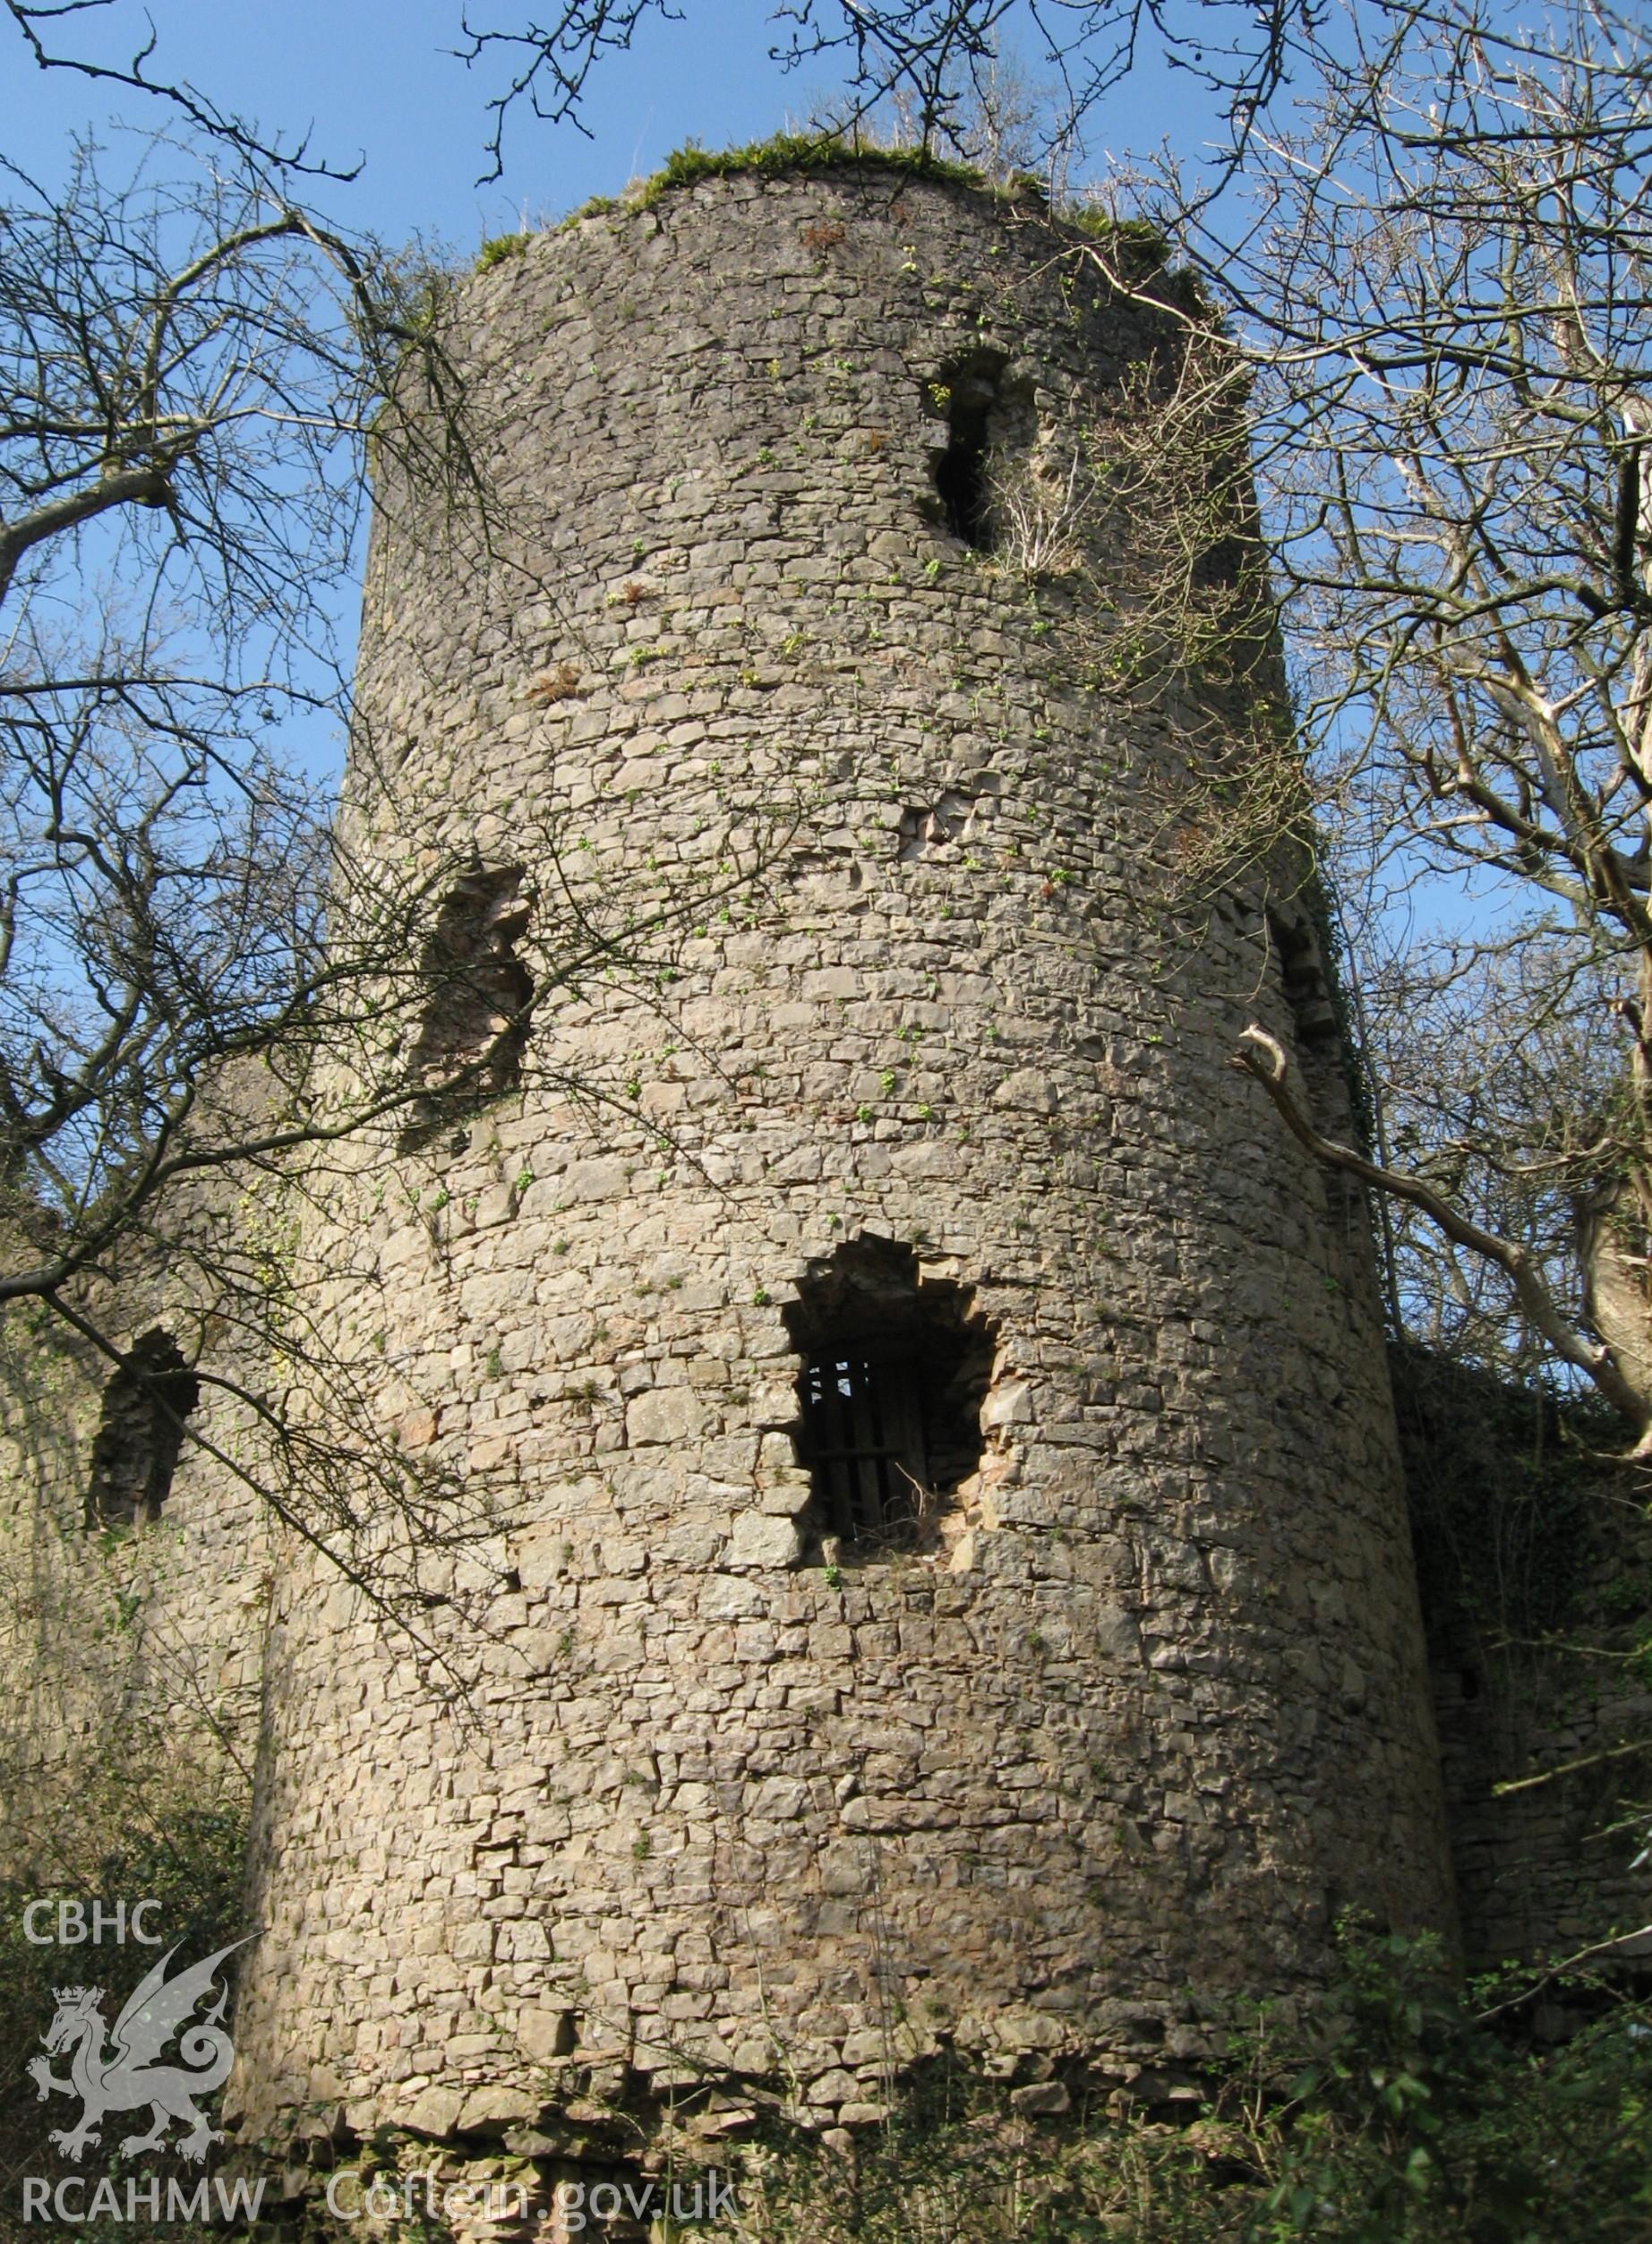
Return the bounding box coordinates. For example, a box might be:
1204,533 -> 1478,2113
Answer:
1269,910 -> 1340,1063
928,350 -> 1017,553
1267,905 -> 1362,1157
1267,904 -> 1372,1224
897,788 -> 977,861
400,864 -> 535,1150
86,1331 -> 200,1529
783,1237 -> 997,1559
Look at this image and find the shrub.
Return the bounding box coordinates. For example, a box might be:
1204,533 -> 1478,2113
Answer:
475,232 -> 530,271
735,1921 -> 1652,2242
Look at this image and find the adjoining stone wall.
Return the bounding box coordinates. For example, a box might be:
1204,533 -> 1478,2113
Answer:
222,162 -> 1455,2174
0,1062 -> 294,1886
1398,1350 -> 1652,1969
0,1261 -> 268,1882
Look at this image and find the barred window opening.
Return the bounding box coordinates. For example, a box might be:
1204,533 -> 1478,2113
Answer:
784,1236 -> 997,1561
800,1352 -> 929,1545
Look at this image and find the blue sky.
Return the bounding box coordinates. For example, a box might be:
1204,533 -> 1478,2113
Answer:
0,0 -> 1214,249
0,0 -> 1225,792
2,0 -> 801,242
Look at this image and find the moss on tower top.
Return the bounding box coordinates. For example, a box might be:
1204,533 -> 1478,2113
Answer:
558,133 -> 1009,231
477,132 -> 1170,273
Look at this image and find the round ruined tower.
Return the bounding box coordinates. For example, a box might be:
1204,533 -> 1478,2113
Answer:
228,158 -> 1454,2170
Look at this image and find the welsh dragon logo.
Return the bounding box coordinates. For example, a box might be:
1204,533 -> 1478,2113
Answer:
27,1939 -> 251,2163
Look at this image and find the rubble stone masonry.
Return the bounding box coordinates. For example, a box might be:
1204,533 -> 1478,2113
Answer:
0,161 -> 1476,2192
222,164 -> 1456,2161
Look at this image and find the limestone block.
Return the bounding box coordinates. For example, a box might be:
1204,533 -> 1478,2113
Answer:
993,2010 -> 1069,2053
517,2007 -> 578,2061
562,1157 -> 630,1201
727,1512 -> 804,1569
758,1471 -> 815,1517
510,1522 -> 571,1589
402,2085 -> 465,2138
818,1842 -> 873,1897
455,2083 -> 540,2132
497,1919 -> 552,1960
699,1572 -> 768,1620
981,1378 -> 1033,1428
1009,2081 -> 1071,2116
757,1430 -> 800,1475
626,1386 -> 712,1444
1096,1605 -> 1143,1662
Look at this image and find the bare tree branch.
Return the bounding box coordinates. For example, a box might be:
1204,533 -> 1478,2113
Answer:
3,0 -> 358,176
1233,1024 -> 1651,1434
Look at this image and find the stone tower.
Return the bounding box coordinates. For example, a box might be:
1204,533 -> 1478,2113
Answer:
227,158 -> 1454,2169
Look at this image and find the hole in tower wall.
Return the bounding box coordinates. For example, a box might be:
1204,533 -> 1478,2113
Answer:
897,789 -> 978,861
934,383 -> 993,547
1267,908 -> 1363,1209
399,864 -> 535,1150
783,1237 -> 997,1562
1269,911 -> 1343,1093
925,351 -> 1029,554
85,1331 -> 201,1529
